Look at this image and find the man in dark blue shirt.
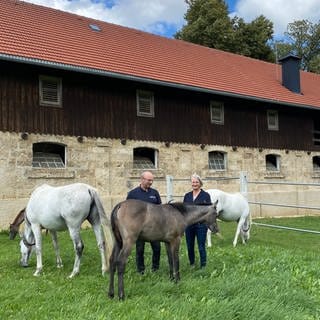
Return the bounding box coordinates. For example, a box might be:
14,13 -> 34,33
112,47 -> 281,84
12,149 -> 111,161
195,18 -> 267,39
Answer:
126,171 -> 161,274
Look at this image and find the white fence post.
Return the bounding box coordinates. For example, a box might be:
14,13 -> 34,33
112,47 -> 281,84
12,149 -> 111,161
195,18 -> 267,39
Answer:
240,171 -> 248,198
166,175 -> 174,203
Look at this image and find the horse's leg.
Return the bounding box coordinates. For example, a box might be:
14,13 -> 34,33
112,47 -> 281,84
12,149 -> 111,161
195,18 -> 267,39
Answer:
50,231 -> 63,268
117,241 -> 134,300
108,242 -> 120,299
31,224 -> 43,276
233,215 -> 247,247
91,222 -> 107,275
68,228 -> 84,278
207,229 -> 212,247
241,212 -> 251,244
170,237 -> 181,282
165,242 -> 174,280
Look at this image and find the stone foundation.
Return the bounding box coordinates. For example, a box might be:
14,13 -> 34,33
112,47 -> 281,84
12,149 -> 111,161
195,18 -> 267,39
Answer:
1,131 -> 320,230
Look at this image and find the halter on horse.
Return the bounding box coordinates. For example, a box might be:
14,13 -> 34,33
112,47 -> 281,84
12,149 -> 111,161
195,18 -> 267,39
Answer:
108,199 -> 218,300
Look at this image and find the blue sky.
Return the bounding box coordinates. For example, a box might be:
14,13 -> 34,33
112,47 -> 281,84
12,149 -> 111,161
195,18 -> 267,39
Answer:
24,0 -> 319,39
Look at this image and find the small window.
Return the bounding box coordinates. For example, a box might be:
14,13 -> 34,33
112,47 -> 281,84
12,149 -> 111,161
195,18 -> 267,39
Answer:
136,90 -> 154,117
210,101 -> 224,124
133,147 -> 158,169
89,24 -> 101,32
32,142 -> 66,168
267,110 -> 278,131
39,75 -> 62,107
313,156 -> 320,171
208,151 -> 226,170
313,120 -> 320,146
266,154 -> 280,171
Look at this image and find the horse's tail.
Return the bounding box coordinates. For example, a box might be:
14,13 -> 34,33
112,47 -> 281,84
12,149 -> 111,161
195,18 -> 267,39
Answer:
89,189 -> 114,271
110,203 -> 123,249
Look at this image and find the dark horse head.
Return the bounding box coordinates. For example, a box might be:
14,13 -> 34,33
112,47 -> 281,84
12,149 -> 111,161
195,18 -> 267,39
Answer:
202,200 -> 219,234
9,223 -> 19,240
9,208 -> 26,240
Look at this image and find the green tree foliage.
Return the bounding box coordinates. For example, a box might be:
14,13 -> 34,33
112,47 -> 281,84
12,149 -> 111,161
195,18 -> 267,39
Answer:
175,0 -> 275,62
275,20 -> 320,73
236,16 -> 274,61
175,0 -> 234,50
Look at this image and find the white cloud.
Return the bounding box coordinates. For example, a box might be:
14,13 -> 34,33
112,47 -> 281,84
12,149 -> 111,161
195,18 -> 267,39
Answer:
23,0 -> 319,40
23,0 -> 188,37
231,0 -> 319,37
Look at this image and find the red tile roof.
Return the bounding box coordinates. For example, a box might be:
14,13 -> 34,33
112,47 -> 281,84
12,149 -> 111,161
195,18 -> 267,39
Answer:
1,0 -> 320,109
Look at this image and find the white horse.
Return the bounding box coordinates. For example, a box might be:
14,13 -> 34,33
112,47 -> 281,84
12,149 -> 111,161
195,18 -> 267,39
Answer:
20,183 -> 114,278
206,189 -> 251,247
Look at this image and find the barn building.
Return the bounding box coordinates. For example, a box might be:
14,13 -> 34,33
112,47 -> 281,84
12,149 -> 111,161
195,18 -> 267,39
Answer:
1,0 -> 320,228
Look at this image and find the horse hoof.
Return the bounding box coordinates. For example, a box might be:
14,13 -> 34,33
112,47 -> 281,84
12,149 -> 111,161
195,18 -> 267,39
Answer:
108,293 -> 114,299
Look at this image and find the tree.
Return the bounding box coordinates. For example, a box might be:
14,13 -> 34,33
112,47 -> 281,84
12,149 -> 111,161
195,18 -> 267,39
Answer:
275,20 -> 320,73
175,0 -> 234,50
175,0 -> 275,62
231,15 -> 274,61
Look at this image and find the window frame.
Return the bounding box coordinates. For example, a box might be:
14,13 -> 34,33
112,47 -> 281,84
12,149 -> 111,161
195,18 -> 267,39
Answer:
313,120 -> 320,146
210,101 -> 224,124
133,147 -> 158,169
136,90 -> 154,117
267,110 -> 279,131
32,142 -> 66,168
265,154 -> 280,172
208,151 -> 227,171
39,75 -> 62,107
313,156 -> 320,171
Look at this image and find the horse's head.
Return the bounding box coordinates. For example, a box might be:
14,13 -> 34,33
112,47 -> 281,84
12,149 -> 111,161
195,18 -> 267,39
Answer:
9,224 -> 19,240
205,200 -> 219,234
20,227 -> 35,267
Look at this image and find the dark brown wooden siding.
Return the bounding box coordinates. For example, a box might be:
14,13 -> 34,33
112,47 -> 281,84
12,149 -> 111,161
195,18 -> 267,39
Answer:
1,61 -> 319,151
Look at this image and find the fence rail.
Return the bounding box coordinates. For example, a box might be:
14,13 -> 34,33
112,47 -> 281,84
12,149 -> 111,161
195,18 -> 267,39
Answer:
248,180 -> 320,186
249,201 -> 320,211
164,172 -> 320,234
165,172 -> 320,214
252,222 -> 320,234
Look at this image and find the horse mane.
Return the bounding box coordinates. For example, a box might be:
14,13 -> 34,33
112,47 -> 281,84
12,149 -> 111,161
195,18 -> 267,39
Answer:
12,208 -> 25,224
168,202 -> 187,214
168,202 -> 214,215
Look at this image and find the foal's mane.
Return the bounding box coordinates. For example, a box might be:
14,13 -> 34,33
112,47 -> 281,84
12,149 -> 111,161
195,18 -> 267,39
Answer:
168,202 -> 187,214
168,202 -> 213,216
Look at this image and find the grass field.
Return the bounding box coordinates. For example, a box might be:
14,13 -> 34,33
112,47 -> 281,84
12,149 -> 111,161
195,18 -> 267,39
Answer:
1,216 -> 320,320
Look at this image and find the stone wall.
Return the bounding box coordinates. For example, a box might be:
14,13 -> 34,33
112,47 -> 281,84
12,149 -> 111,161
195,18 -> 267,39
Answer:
1,131 -> 320,230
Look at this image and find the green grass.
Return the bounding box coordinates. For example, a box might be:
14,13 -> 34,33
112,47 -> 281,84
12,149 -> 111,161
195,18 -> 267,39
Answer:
1,216 -> 320,320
